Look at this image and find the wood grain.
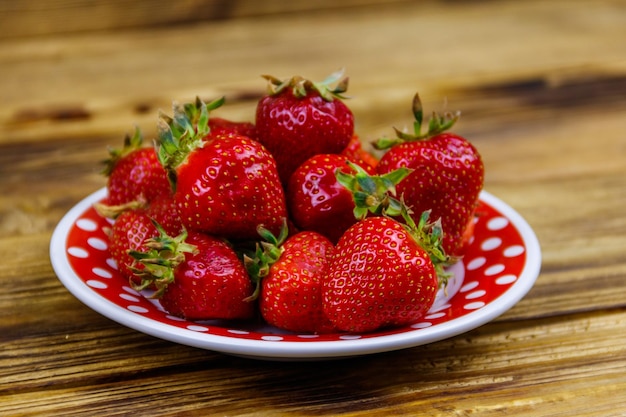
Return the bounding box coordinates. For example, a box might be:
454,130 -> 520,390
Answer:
1,0 -> 626,415
2,311 -> 625,416
0,0 -> 410,39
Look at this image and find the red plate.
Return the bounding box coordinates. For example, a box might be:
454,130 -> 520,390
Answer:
51,188 -> 540,360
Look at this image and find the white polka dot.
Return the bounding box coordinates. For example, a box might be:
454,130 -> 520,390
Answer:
411,322 -> 432,329
466,257 -> 486,270
106,258 -> 118,270
465,290 -> 486,300
504,245 -> 525,257
68,246 -> 89,258
187,325 -> 209,332
481,237 -> 502,251
485,264 -> 506,276
487,217 -> 509,230
86,279 -> 107,289
228,329 -> 250,335
87,237 -> 108,251
464,301 -> 486,310
119,293 -> 140,302
127,305 -> 149,313
262,335 -> 284,341
92,267 -> 112,279
460,281 -> 480,293
166,315 -> 185,321
428,303 -> 451,313
425,312 -> 446,319
76,218 -> 98,231
297,334 -> 320,339
339,334 -> 362,340
496,275 -> 518,285
136,288 -> 156,298
122,286 -> 140,295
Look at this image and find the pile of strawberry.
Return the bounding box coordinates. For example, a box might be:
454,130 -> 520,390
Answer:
97,71 -> 484,334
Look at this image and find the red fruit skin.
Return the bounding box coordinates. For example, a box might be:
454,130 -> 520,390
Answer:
287,154 -> 359,244
159,232 -> 255,320
341,135 -> 378,174
109,209 -> 159,283
323,217 -> 438,333
255,90 -> 354,184
106,147 -> 171,206
376,133 -> 484,257
208,117 -> 256,140
144,193 -> 183,236
260,231 -> 337,334
174,135 -> 287,240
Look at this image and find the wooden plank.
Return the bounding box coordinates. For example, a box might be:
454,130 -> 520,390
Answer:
0,0 -> 411,39
1,310 -> 624,415
2,0 -> 626,142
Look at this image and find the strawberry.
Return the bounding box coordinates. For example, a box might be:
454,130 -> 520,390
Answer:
108,208 -> 159,283
156,97 -> 287,240
257,230 -> 337,334
208,117 -> 256,140
142,193 -> 183,236
323,214 -> 444,333
105,193 -> 182,283
322,163 -> 454,333
341,135 -> 378,174
287,154 -> 361,244
375,93 -> 484,257
102,126 -> 171,206
255,70 -> 355,184
131,225 -> 255,321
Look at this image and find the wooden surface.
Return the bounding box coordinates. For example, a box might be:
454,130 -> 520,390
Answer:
2,0 -> 626,415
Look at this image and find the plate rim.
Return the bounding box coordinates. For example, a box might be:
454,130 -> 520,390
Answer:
50,188 -> 541,360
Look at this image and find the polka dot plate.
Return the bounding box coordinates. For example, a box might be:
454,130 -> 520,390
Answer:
50,188 -> 541,360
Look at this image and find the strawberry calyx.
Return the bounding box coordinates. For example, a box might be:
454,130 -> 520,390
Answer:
262,69 -> 349,102
128,220 -> 198,298
101,126 -> 144,177
389,196 -> 457,286
404,209 -> 457,287
94,198 -> 147,220
391,203 -> 456,287
335,161 -> 412,220
156,96 -> 225,190
241,219 -> 289,302
374,92 -> 460,150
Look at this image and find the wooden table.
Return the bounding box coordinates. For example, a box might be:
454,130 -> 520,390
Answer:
2,1 -> 626,415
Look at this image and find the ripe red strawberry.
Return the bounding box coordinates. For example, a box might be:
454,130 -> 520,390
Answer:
208,117 -> 256,140
323,215 -> 442,333
258,231 -> 337,334
341,135 -> 378,174
143,193 -> 183,236
102,126 -> 171,206
157,97 -> 287,240
375,93 -> 484,257
105,193 -> 182,283
131,226 -> 255,321
287,154 -> 361,244
255,70 -> 355,184
108,208 -> 159,283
